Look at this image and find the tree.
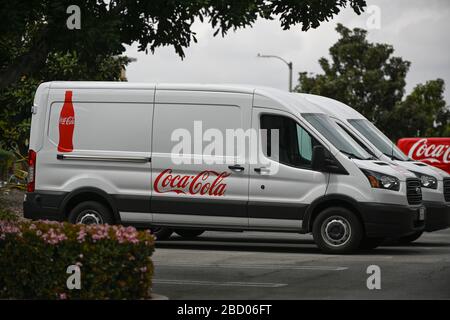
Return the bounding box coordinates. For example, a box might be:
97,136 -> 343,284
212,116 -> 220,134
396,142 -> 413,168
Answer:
0,0 -> 367,89
393,79 -> 450,138
295,24 -> 449,141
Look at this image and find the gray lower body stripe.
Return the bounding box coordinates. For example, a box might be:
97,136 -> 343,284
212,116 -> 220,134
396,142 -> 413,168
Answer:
119,211 -> 152,223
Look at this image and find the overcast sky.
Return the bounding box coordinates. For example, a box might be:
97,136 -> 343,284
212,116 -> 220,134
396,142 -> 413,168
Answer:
125,0 -> 450,103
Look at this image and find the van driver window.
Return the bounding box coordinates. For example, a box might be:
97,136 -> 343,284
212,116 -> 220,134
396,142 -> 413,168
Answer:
260,114 -> 318,168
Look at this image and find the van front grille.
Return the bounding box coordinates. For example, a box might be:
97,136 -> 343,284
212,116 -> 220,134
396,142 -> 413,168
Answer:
406,178 -> 422,205
444,178 -> 450,202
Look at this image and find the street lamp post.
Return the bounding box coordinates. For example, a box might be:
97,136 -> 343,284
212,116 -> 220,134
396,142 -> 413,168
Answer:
257,53 -> 293,92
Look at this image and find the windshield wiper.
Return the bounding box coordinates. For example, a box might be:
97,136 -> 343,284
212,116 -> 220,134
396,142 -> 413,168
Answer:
340,150 -> 364,160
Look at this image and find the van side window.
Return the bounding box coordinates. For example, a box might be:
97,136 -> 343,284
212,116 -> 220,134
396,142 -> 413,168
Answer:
260,114 -> 318,168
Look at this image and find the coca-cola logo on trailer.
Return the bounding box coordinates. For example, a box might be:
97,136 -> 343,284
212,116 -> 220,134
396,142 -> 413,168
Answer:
406,138 -> 450,164
154,169 -> 231,196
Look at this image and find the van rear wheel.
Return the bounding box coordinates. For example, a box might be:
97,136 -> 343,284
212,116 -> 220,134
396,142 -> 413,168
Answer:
68,201 -> 114,225
175,229 -> 204,239
312,207 -> 363,254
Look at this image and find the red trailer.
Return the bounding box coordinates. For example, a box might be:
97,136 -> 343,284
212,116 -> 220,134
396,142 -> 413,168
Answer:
397,138 -> 450,174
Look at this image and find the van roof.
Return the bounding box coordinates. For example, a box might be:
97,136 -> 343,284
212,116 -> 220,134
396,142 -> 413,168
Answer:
296,93 -> 366,120
47,81 -> 257,93
44,81 -> 329,115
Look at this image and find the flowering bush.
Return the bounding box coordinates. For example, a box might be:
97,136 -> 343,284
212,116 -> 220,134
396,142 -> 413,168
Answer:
0,220 -> 155,299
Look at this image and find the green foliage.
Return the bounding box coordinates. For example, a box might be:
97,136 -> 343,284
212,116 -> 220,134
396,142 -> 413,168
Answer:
393,79 -> 450,138
0,79 -> 37,153
0,220 -> 155,299
0,209 -> 18,222
295,24 -> 449,141
0,0 -> 367,70
0,149 -> 14,181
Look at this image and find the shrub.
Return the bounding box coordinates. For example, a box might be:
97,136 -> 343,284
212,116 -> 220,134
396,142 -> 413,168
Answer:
0,209 -> 19,222
0,220 -> 155,299
0,149 -> 14,182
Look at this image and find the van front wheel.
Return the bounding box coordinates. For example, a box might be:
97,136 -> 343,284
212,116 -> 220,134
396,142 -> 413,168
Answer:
312,207 -> 363,254
68,201 -> 114,225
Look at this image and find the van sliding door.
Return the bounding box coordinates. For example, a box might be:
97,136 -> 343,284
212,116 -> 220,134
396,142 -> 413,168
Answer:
151,89 -> 252,228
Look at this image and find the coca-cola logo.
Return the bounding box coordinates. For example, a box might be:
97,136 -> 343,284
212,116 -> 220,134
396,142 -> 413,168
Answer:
407,138 -> 450,164
59,116 -> 75,125
154,169 -> 231,196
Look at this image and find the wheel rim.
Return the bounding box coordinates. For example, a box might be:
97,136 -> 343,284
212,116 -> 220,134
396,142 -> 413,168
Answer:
76,210 -> 103,224
321,215 -> 351,247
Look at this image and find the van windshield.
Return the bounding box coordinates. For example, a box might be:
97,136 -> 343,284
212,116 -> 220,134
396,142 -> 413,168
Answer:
302,113 -> 372,160
348,119 -> 409,161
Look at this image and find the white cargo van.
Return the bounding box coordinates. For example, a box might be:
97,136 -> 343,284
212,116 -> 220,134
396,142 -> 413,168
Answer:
24,82 -> 425,253
300,93 -> 450,243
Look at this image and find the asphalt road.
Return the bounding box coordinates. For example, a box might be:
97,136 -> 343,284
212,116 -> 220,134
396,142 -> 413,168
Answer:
152,229 -> 450,299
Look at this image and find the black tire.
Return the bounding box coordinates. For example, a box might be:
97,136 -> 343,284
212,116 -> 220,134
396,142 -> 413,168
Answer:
360,237 -> 385,250
175,229 -> 205,239
149,226 -> 173,240
68,201 -> 114,225
312,207 -> 363,254
397,231 -> 423,244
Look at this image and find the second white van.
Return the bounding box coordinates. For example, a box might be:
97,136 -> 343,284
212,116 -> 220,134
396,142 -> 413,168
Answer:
300,93 -> 450,243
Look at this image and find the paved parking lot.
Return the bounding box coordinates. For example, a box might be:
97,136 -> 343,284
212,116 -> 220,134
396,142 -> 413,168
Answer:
152,229 -> 450,299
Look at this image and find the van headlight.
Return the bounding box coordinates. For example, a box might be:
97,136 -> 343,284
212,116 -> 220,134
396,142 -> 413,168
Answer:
361,169 -> 400,191
410,171 -> 438,189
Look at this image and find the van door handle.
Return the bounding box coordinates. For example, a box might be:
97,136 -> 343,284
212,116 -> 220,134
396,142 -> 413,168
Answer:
254,167 -> 270,174
228,165 -> 245,172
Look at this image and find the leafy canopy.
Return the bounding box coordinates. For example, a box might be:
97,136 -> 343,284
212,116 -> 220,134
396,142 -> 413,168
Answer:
0,0 -> 367,89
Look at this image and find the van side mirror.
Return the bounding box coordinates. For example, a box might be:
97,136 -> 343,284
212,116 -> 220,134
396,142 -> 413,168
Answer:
312,145 -> 348,174
312,145 -> 326,171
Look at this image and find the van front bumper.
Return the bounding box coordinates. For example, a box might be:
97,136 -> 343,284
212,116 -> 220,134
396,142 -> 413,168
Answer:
359,203 -> 426,238
422,201 -> 450,232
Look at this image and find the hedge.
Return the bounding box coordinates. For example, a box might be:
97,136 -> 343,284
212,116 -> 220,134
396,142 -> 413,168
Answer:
0,220 -> 155,299
0,209 -> 18,222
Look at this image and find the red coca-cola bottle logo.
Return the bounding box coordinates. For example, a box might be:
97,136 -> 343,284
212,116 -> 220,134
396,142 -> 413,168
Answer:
58,90 -> 75,152
154,169 -> 231,196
